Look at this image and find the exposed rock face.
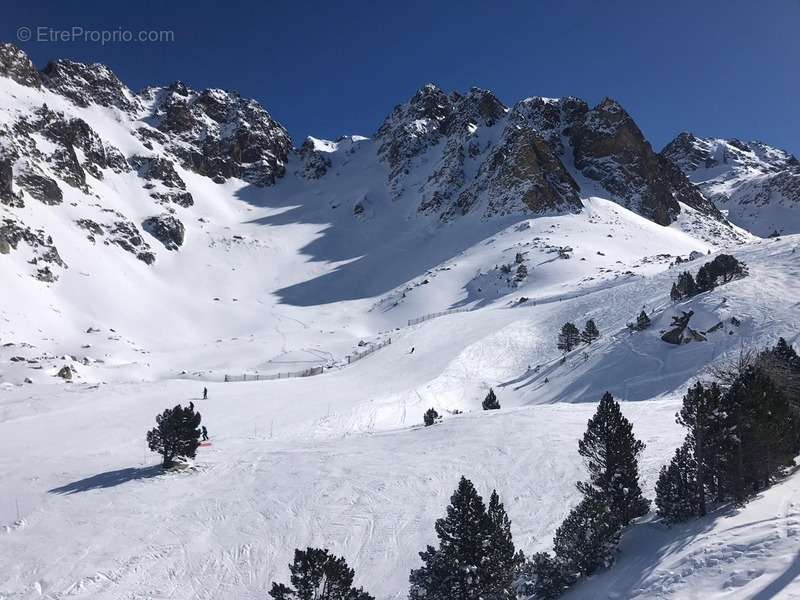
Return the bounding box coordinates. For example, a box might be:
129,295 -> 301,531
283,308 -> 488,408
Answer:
564,98 -> 720,225
142,214 -> 185,251
107,221 -> 156,264
298,137 -> 333,179
145,82 -> 292,186
661,310 -> 707,345
0,157 -> 16,203
0,217 -> 67,279
0,43 -> 42,88
129,155 -> 194,207
375,85 -> 715,224
17,171 -> 63,204
662,132 -> 800,235
40,59 -> 141,112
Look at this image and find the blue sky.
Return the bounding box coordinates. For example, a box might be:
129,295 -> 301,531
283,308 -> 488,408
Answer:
4,0 -> 799,154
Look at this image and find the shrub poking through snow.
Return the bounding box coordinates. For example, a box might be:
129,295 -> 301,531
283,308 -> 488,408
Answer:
269,547 -> 374,600
633,310 -> 651,331
482,388 -> 500,411
423,407 -> 440,426
146,404 -> 202,468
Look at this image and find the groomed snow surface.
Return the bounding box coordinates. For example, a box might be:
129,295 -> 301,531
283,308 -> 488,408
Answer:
2,220 -> 799,598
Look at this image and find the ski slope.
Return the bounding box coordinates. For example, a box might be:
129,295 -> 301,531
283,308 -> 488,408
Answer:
1,235 -> 799,599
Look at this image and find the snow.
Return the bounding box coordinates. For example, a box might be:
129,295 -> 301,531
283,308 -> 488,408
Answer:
1,70 -> 799,599
2,233 -> 799,598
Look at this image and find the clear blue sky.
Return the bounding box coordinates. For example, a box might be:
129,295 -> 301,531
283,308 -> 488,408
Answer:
4,0 -> 799,154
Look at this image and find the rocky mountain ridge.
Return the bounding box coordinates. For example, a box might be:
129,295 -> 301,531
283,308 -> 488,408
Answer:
662,132 -> 800,235
0,42 -> 747,288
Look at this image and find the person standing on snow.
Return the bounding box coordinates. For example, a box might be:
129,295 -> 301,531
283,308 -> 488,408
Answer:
201,426 -> 209,441
203,387 -> 208,400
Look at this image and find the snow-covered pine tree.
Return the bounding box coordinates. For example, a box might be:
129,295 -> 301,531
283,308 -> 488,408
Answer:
516,263 -> 528,282
516,552 -> 574,600
676,272 -> 698,298
655,440 -> 699,523
635,310 -> 651,331
483,388 -> 501,411
670,282 -> 682,302
552,491 -> 618,577
676,381 -> 725,516
581,320 -> 600,344
269,547 -> 374,600
409,478 -> 519,600
146,404 -> 202,468
557,322 -> 580,353
485,490 -> 524,599
577,392 -> 650,527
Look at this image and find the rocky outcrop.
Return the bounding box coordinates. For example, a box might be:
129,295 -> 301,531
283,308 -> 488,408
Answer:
142,214 -> 185,250
130,155 -> 193,207
40,59 -> 141,112
0,43 -> 42,88
297,137 -> 333,179
661,311 -> 707,345
375,85 -> 721,225
17,171 -> 63,204
107,221 -> 156,264
0,157 -> 17,205
0,217 -> 67,280
144,82 -> 292,186
564,98 -> 721,225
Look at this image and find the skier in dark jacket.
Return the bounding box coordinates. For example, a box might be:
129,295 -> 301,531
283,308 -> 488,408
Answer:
203,387 -> 208,400
201,426 -> 208,441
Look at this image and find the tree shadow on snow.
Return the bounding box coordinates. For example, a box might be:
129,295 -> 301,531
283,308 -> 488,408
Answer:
48,465 -> 162,495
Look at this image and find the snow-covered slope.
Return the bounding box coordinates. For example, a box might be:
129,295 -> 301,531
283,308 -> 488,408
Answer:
2,236 -> 798,599
0,40 -> 797,600
663,132 -> 800,236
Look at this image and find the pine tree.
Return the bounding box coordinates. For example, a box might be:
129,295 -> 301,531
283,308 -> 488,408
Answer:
517,552 -> 574,600
577,392 -> 650,527
635,311 -> 651,331
695,264 -> 714,292
424,408 -> 440,426
269,547 -> 374,600
581,320 -> 600,344
557,323 -> 581,353
146,404 -> 202,468
676,381 -> 725,515
485,490 -> 525,599
516,263 -> 528,282
409,478 -> 518,600
676,272 -> 698,298
670,282 -> 682,302
552,492 -> 618,576
483,388 -> 501,411
655,440 -> 699,523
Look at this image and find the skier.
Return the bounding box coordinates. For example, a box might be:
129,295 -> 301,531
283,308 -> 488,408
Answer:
203,387 -> 208,400
410,347 -> 415,354
201,426 -> 209,441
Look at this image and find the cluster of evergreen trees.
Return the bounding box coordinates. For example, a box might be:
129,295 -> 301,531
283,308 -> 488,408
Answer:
558,319 -> 599,352
670,254 -> 746,301
409,477 -> 524,599
520,392 -> 649,597
656,338 -> 800,522
269,547 -> 374,600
